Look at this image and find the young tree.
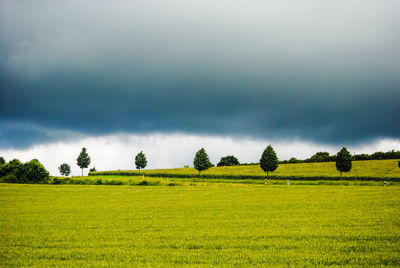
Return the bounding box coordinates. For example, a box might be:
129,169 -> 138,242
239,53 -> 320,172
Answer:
58,163 -> 71,177
77,147 -> 91,176
260,145 -> 278,184
217,155 -> 240,167
193,148 -> 213,175
135,151 -> 147,172
0,157 -> 5,165
336,147 -> 352,177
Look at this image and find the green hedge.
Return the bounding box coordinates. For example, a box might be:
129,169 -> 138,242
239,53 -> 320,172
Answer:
0,174 -> 50,184
2,176 -> 397,186
49,177 -> 163,186
89,171 -> 400,182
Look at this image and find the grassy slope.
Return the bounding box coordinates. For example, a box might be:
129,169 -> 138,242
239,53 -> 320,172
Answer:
93,159 -> 400,178
61,175 -> 399,186
1,184 -> 399,266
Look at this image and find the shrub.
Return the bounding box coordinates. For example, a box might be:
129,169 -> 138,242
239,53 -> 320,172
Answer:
24,159 -> 50,183
309,152 -> 331,162
137,180 -> 149,186
0,158 -> 49,183
288,157 -> 301,163
217,155 -> 240,167
53,177 -> 62,184
0,164 -> 6,177
106,180 -> 123,185
2,174 -> 19,183
5,159 -> 25,179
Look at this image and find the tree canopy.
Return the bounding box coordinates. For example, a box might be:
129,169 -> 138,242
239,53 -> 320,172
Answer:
77,147 -> 91,176
135,151 -> 148,172
260,145 -> 278,182
59,163 -> 71,177
310,152 -> 331,162
24,159 -> 49,183
0,158 -> 49,183
217,155 -> 240,167
193,148 -> 213,175
336,147 -> 352,177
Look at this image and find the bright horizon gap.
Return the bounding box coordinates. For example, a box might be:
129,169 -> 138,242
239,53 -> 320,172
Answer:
0,133 -> 399,177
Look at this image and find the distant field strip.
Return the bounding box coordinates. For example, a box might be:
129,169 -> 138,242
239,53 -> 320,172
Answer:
1,184 -> 399,266
47,176 -> 400,186
91,159 -> 400,181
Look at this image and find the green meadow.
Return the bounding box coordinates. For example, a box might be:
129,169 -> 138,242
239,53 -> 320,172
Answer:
1,184 -> 399,266
92,159 -> 400,179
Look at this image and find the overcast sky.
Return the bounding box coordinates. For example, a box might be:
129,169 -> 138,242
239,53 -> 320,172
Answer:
1,0 -> 399,175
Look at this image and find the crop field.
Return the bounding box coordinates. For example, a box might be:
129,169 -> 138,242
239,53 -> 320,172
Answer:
1,184 -> 399,266
54,175 -> 399,187
92,159 -> 400,179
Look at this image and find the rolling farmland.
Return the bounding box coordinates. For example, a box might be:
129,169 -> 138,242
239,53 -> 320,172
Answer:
1,159 -> 400,266
92,159 -> 400,180
1,184 -> 399,266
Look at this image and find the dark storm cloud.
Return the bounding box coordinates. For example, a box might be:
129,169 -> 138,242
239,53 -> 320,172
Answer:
1,0 -> 399,148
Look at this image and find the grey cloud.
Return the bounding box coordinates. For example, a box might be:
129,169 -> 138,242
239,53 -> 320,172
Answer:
0,0 -> 399,148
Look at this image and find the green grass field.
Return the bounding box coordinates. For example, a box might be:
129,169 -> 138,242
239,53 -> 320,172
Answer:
92,159 -> 400,179
58,175 -> 399,187
1,184 -> 399,266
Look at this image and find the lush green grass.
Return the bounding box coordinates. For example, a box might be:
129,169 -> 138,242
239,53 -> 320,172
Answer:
92,159 -> 400,180
53,175 -> 399,186
1,184 -> 399,266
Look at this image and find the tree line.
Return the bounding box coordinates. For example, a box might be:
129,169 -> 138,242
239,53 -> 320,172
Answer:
279,150 -> 400,164
202,150 -> 400,167
1,146 -> 399,184
58,148 -> 147,177
192,146 -> 355,183
0,157 -> 49,183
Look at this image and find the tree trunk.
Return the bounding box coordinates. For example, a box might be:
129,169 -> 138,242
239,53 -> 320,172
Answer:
81,168 -> 83,177
199,170 -> 201,176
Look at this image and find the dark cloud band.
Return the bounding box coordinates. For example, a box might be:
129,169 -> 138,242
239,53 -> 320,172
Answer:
1,0 -> 399,148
